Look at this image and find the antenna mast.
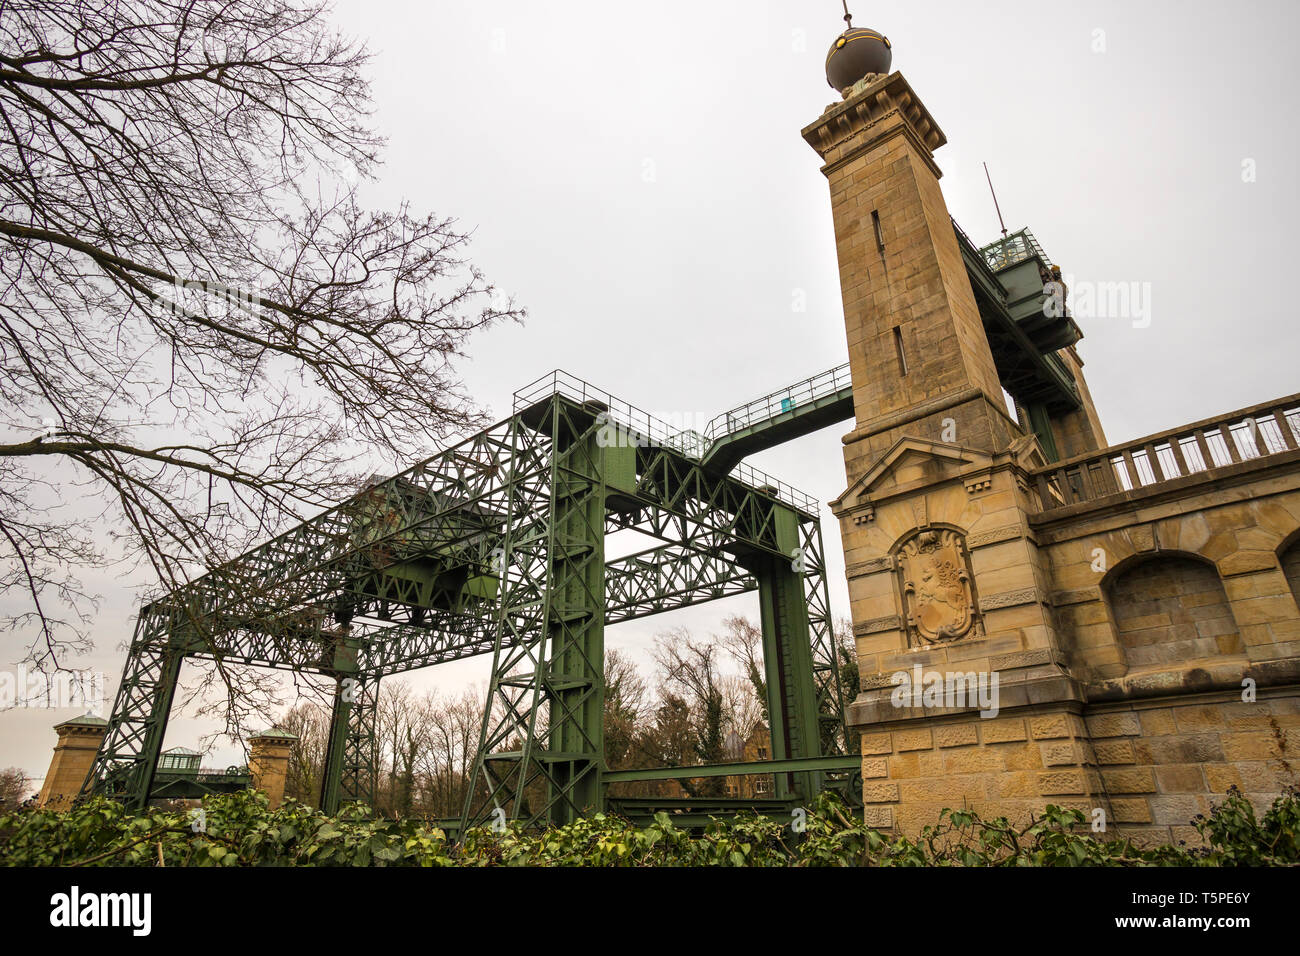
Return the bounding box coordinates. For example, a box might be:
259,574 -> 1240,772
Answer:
984,162 -> 1008,238
841,1 -> 853,28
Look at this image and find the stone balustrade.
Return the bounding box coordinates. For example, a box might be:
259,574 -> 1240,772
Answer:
1032,393 -> 1300,516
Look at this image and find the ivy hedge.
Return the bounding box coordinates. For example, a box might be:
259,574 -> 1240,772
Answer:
1,786 -> 1296,867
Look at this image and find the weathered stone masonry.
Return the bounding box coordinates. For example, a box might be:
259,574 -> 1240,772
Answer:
804,69 -> 1300,845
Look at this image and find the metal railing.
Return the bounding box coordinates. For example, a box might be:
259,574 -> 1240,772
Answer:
514,370 -> 707,458
952,217 -> 1008,293
980,228 -> 1051,271
700,362 -> 853,445
513,370 -> 821,514
952,218 -> 1078,403
1032,394 -> 1300,513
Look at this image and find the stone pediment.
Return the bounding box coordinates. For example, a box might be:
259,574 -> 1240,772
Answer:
831,437 -> 997,515
1006,432 -> 1049,472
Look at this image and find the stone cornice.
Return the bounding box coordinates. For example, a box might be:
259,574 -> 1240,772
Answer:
854,615 -> 902,637
833,450 -> 1035,519
801,72 -> 947,179
1050,586 -> 1102,607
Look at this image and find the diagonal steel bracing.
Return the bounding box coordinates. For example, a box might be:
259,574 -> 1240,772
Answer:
604,538 -> 756,624
84,371 -> 849,822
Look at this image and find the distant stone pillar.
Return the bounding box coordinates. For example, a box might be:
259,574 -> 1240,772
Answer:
248,730 -> 297,809
37,714 -> 108,810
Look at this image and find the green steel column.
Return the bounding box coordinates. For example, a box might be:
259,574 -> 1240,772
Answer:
460,413 -> 550,830
461,399 -> 609,830
319,637 -> 362,814
755,504 -> 822,800
801,516 -> 848,756
340,676 -> 379,807
319,679 -> 352,814
543,404 -> 607,825
1025,401 -> 1061,463
84,603 -> 194,806
125,646 -> 184,810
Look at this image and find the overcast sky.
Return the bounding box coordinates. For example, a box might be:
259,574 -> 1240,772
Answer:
5,0 -> 1299,785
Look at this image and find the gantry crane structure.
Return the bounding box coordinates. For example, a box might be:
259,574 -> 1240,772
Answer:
82,366 -> 865,830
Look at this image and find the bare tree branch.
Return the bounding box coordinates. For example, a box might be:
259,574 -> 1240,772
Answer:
0,1 -> 523,745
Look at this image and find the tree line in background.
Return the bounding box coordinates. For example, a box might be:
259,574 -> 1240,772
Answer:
279,616 -> 857,818
0,616 -> 855,811
0,768 -> 29,810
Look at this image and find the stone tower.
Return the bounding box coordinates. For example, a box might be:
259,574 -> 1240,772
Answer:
248,729 -> 297,809
37,714 -> 108,810
806,26 -> 1300,840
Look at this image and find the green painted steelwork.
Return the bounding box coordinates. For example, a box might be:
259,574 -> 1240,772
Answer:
158,749 -> 200,773
151,764 -> 251,800
83,369 -> 852,826
82,215 -> 1085,816
320,668 -> 378,813
603,753 -> 861,783
1025,401 -> 1062,463
701,363 -> 856,472
952,217 -> 1082,420
979,229 -> 1083,354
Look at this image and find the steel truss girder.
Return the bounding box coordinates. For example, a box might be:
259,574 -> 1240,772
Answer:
132,419 -> 522,661
604,536 -> 756,624
361,540 -> 757,675
82,536 -> 774,809
129,535 -> 762,681
104,403 -> 794,680
625,443 -> 799,557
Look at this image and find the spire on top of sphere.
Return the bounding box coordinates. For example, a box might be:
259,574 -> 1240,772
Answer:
825,3 -> 892,94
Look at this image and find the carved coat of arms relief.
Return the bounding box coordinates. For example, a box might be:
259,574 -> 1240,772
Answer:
896,528 -> 978,645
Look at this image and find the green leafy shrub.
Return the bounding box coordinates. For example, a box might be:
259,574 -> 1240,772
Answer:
1,786 -> 1295,867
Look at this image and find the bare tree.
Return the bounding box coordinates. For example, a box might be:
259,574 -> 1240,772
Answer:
418,686 -> 483,818
278,698 -> 330,806
834,616 -> 859,699
718,672 -> 764,742
717,614 -> 767,723
374,679 -> 430,817
603,647 -> 647,771
0,0 -> 520,696
0,766 -> 31,808
833,616 -> 860,752
636,690 -> 697,797
652,627 -> 729,795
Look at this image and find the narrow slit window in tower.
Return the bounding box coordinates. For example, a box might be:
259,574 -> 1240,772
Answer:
893,326 -> 908,377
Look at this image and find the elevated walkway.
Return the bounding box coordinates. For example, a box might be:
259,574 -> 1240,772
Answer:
514,223 -> 1086,482
699,364 -> 856,473
516,364 -> 857,482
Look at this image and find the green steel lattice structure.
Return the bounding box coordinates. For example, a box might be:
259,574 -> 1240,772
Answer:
82,368 -> 860,830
